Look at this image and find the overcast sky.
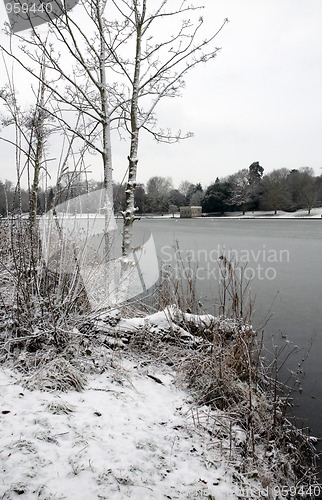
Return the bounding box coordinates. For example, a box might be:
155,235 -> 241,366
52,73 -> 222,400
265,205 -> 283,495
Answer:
1,0 -> 322,188
136,0 -> 322,187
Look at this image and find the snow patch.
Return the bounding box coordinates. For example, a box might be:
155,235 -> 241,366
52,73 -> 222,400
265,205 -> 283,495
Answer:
0,362 -> 251,499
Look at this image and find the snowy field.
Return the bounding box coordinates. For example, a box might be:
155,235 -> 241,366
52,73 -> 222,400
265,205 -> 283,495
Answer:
230,207 -> 322,218
0,355 -> 256,500
0,309 -> 318,499
140,207 -> 322,219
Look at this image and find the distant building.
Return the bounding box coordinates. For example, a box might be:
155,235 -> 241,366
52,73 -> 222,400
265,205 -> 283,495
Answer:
180,206 -> 202,218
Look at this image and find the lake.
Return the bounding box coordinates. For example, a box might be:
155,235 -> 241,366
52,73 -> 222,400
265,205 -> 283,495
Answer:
133,217 -> 322,474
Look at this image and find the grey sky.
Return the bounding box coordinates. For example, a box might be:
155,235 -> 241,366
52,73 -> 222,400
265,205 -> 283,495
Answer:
134,0 -> 322,187
1,0 -> 322,188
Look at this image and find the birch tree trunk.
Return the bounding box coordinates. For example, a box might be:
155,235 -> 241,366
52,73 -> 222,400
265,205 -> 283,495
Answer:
97,1 -> 117,305
29,73 -> 46,235
118,1 -> 145,303
122,0 -> 145,258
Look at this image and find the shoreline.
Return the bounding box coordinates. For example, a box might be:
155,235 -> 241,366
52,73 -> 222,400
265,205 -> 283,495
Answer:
134,207 -> 322,220
1,308 -> 319,498
139,215 -> 322,220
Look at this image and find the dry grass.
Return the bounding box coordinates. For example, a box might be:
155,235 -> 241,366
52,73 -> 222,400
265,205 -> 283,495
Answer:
25,356 -> 87,392
132,250 -> 319,487
0,218 -> 90,363
47,400 -> 75,414
126,309 -> 318,488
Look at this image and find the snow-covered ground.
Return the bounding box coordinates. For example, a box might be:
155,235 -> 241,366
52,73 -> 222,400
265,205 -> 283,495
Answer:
0,308 -> 318,499
0,356 -> 258,500
137,207 -> 322,219
228,207 -> 322,219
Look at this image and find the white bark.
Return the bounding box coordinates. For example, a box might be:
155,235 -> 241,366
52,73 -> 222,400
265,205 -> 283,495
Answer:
96,1 -> 118,305
29,65 -> 46,234
118,0 -> 145,304
121,1 -> 145,257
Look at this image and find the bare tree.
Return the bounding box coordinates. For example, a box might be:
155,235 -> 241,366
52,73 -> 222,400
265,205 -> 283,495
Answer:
0,56 -> 88,223
190,189 -> 204,207
179,181 -> 194,203
298,168 -> 319,215
1,0 -> 227,305
1,2 -> 116,223
1,1 -> 121,305
112,1 -> 228,256
146,176 -> 173,212
27,66 -> 49,231
168,203 -> 178,217
260,169 -> 292,214
0,58 -> 53,231
229,169 -> 253,215
4,0 -> 226,225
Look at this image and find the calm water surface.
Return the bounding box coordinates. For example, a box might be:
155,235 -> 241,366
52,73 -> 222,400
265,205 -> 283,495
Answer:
134,217 -> 322,472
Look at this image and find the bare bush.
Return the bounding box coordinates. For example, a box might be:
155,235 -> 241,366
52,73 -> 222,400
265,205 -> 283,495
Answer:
0,216 -> 90,363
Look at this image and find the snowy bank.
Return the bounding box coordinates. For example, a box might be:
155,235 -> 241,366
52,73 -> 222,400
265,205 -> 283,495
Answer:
0,359 -> 252,500
0,309 -> 318,499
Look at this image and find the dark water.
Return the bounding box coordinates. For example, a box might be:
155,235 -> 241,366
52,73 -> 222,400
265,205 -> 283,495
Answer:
134,217 -> 322,476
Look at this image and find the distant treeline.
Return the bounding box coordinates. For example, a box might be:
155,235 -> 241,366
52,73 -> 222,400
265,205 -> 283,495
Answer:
1,162 -> 322,217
